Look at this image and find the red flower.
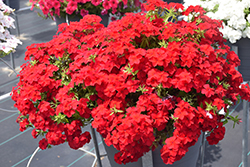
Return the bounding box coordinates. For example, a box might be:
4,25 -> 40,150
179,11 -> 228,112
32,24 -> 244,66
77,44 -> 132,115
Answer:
109,0 -> 119,8
80,9 -> 89,17
39,138 -> 48,150
201,84 -> 215,98
66,1 -> 78,15
102,0 -> 111,10
91,0 -> 102,6
18,118 -> 30,132
206,123 -> 225,145
183,5 -> 206,16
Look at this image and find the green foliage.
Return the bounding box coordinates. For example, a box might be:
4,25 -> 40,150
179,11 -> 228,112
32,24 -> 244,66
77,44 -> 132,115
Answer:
123,63 -> 139,76
211,4 -> 219,13
53,112 -> 69,124
110,106 -> 124,115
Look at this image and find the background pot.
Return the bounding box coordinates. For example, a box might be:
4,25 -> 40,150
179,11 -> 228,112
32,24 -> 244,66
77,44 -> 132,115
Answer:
231,38 -> 250,81
55,14 -> 109,27
3,0 -> 20,11
55,15 -> 82,27
152,134 -> 202,167
163,0 -> 183,3
102,139 -> 143,167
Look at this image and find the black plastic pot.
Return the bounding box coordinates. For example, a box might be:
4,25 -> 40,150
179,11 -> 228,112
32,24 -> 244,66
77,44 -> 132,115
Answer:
55,14 -> 109,27
3,0 -> 20,11
163,0 -> 183,3
230,38 -> 250,81
152,134 -> 202,167
102,139 -> 143,167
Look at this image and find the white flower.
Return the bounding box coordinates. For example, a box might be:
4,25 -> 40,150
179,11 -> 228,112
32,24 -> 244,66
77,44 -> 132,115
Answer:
206,112 -> 213,119
0,1 -> 13,13
218,108 -> 226,115
0,1 -> 22,55
241,0 -> 250,7
228,16 -> 246,30
227,29 -> 242,43
0,43 -> 13,53
184,0 -> 250,43
0,25 -> 5,33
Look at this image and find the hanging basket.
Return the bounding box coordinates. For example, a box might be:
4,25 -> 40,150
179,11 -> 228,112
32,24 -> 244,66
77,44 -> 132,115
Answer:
231,38 -> 250,81
152,134 -> 202,167
102,139 -> 143,167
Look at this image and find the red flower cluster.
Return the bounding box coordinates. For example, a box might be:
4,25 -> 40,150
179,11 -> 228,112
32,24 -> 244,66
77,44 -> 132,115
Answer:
12,16 -> 105,150
12,0 -> 250,165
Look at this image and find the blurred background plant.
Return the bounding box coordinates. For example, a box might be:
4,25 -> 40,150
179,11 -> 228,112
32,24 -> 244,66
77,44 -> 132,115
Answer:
183,0 -> 250,43
0,0 -> 22,57
29,0 -> 144,21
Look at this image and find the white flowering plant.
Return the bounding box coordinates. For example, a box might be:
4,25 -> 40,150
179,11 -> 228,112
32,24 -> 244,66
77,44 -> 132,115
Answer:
183,0 -> 250,43
0,0 -> 22,57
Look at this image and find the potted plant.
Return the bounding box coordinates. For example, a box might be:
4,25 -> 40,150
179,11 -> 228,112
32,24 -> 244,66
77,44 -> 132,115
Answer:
12,0 -> 250,166
183,0 -> 250,80
29,0 -> 143,26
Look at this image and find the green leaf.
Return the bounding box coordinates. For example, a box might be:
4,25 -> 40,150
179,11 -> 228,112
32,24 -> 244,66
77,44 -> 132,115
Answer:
89,54 -> 97,62
123,63 -> 138,76
200,103 -> 203,108
211,4 -> 219,13
171,114 -> 178,121
196,18 -> 203,25
228,115 -> 241,128
244,8 -> 250,15
246,21 -> 250,27
110,106 -> 124,115
53,112 -> 69,124
222,119 -> 228,125
137,85 -> 148,93
158,39 -> 168,48
223,82 -> 230,90
205,101 -> 217,112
